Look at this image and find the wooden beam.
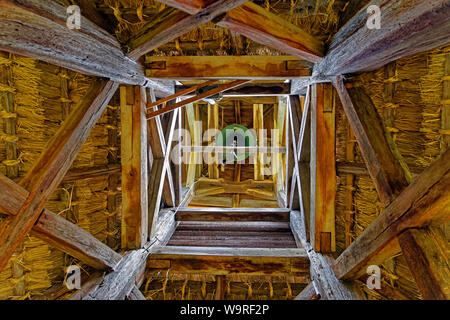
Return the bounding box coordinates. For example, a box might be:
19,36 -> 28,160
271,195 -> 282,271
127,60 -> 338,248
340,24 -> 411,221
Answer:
333,148 -> 450,280
0,0 -> 145,86
195,178 -> 276,200
207,103 -> 220,179
0,80 -> 118,272
156,0 -> 217,15
147,246 -> 310,277
290,211 -> 363,300
126,286 -> 147,300
146,56 -> 311,79
147,80 -> 250,119
120,86 -> 149,249
176,82 -> 291,96
294,281 -> 321,300
310,83 -> 336,253
127,0 -> 249,60
215,2 -> 324,63
398,227 -> 450,300
337,161 -> 424,177
72,0 -> 112,32
0,174 -> 122,270
316,0 -> 450,76
176,207 -> 290,222
333,77 -> 411,206
253,103 -> 264,181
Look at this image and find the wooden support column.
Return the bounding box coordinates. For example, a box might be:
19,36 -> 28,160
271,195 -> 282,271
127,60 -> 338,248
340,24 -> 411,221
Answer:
106,103 -> 120,249
120,86 -> 149,249
273,97 -> 286,193
398,227 -> 450,300
253,104 -> 264,181
344,125 -> 356,248
186,103 -> 201,187
333,148 -> 450,280
316,0 -> 450,76
333,77 -> 411,207
310,83 -> 336,253
207,103 -> 220,179
0,80 -> 118,272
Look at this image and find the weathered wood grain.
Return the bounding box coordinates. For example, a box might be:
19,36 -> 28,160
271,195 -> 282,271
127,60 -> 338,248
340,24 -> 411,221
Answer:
216,2 -> 324,63
0,80 -> 118,272
176,207 -> 290,222
333,148 -> 450,280
146,55 -> 311,79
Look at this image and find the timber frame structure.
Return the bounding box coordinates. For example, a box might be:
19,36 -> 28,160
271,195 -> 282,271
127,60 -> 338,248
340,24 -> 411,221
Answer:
0,0 -> 448,300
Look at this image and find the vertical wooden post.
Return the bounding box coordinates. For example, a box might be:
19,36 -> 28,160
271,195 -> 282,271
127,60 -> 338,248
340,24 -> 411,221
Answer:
207,103 -> 219,179
120,86 -> 149,249
310,83 -> 336,253
253,104 -> 264,181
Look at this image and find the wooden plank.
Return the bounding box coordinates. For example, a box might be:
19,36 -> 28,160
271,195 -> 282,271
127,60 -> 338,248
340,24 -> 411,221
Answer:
333,148 -> 450,280
127,0 -> 249,60
146,56 -> 311,79
195,178 -> 276,200
0,174 -> 122,270
176,82 -> 291,96
253,103 -> 264,180
333,77 -> 411,206
398,227 -> 450,300
156,0 -> 217,15
290,211 -> 363,300
316,0 -> 450,75
207,103 -> 220,179
176,207 -> 290,222
215,2 -> 324,63
0,80 -> 118,272
310,84 -> 336,253
0,0 -> 147,86
147,80 -> 250,119
120,86 -> 149,249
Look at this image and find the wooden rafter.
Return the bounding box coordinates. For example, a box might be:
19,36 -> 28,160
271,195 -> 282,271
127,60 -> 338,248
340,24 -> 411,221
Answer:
315,0 -> 450,76
0,0 -> 173,92
120,86 -> 149,249
333,148 -> 450,280
126,0 -> 250,60
147,80 -> 250,119
0,80 -> 118,272
146,55 -> 311,79
156,0 -> 217,15
215,2 -> 324,63
333,77 -> 411,206
0,174 -> 122,270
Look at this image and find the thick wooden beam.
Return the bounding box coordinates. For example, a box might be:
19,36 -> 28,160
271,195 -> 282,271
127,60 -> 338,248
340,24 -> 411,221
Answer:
120,86 -> 149,249
156,0 -> 217,15
0,174 -> 121,270
147,246 -> 310,277
126,0 -> 249,60
146,56 -> 311,79
0,0 -> 144,86
62,164 -> 121,182
398,227 -> 450,300
75,210 -> 177,300
333,148 -> 450,280
176,207 -> 290,222
147,80 -> 250,119
195,178 -> 276,200
333,77 -> 411,206
315,0 -> 450,76
253,103 -> 264,181
290,211 -> 363,300
0,80 -> 118,272
310,84 -> 336,253
215,2 -> 324,63
337,161 -> 423,177
207,104 -> 220,179
176,82 -> 291,96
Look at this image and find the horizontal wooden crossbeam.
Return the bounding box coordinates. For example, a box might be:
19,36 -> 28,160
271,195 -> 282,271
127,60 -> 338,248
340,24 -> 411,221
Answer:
195,178 -> 276,200
145,56 -> 311,79
175,82 -> 291,96
215,2 -> 324,63
175,207 -> 290,222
